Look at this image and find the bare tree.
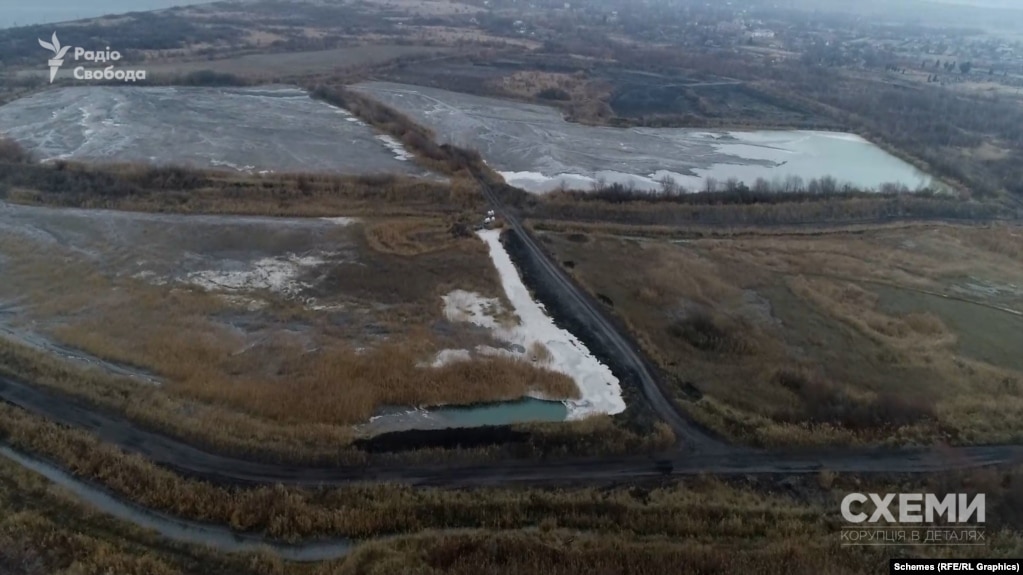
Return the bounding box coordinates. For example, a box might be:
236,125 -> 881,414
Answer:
658,174 -> 680,196
819,175 -> 838,194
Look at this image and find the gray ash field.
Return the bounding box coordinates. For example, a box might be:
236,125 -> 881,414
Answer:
0,85 -> 423,176
0,201 -> 358,306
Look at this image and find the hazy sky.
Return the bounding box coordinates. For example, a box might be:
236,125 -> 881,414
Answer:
0,0 -> 209,29
919,0 -> 1023,7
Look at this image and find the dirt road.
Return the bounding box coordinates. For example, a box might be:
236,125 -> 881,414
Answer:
2,377 -> 1021,487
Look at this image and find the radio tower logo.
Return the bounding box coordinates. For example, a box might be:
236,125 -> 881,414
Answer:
38,32 -> 71,83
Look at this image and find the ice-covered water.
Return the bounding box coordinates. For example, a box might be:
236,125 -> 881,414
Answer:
0,86 -> 425,176
354,82 -> 937,193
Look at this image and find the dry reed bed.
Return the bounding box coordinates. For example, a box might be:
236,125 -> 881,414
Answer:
52,319 -> 579,427
0,338 -> 364,464
365,217 -> 463,256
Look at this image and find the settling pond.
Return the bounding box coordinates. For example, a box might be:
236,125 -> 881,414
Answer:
354,81 -> 938,193
361,398 -> 568,435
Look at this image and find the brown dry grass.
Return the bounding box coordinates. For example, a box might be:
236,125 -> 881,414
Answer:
544,224 -> 1023,447
365,217 -> 460,256
787,276 -> 957,351
0,332 -> 669,467
0,336 -> 365,464
169,344 -> 579,426
0,398 -> 996,540
951,224 -> 1023,263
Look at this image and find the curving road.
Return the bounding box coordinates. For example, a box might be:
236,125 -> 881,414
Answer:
2,377 -> 1023,488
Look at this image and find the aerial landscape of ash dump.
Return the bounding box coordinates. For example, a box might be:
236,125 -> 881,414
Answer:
0,0 -> 1022,573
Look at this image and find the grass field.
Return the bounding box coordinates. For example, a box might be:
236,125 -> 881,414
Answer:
542,223 -> 1023,447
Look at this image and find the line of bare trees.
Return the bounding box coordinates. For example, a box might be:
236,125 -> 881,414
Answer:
551,175 -> 940,206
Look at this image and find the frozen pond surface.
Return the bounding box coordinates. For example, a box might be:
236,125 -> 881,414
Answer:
360,398 -> 568,435
354,82 -> 936,193
0,201 -> 358,300
0,85 -> 426,176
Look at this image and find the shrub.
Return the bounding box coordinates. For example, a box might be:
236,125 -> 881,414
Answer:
0,137 -> 30,163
